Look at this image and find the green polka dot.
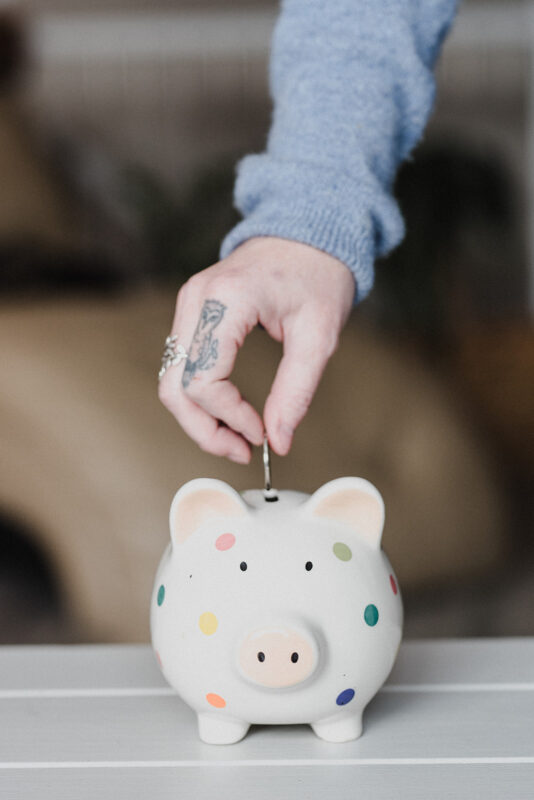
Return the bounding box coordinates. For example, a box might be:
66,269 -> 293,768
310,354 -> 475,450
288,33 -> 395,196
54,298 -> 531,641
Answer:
333,542 -> 352,561
157,585 -> 165,606
364,604 -> 379,626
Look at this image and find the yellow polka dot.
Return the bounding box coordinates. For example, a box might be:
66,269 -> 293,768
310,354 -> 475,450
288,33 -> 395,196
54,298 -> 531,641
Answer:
199,612 -> 218,635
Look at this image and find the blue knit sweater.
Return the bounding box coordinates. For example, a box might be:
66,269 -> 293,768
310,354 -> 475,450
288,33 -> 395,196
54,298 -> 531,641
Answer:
220,0 -> 458,301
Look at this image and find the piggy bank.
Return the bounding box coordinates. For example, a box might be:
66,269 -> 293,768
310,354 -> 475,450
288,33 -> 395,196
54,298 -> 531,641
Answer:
150,476 -> 402,744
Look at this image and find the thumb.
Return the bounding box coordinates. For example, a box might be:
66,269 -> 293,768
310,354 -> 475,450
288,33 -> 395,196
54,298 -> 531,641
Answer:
263,312 -> 338,456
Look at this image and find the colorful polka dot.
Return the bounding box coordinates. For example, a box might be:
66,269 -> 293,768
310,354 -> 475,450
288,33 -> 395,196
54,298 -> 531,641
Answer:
215,533 -> 236,551
390,574 -> 398,595
206,693 -> 226,709
333,542 -> 352,561
199,612 -> 218,635
336,688 -> 355,706
364,604 -> 379,626
157,585 -> 165,606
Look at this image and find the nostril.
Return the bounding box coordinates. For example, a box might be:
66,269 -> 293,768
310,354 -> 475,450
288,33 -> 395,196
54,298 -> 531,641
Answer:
239,630 -> 318,688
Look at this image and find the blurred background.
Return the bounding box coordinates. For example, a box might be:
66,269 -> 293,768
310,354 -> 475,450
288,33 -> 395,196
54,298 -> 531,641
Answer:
0,0 -> 533,644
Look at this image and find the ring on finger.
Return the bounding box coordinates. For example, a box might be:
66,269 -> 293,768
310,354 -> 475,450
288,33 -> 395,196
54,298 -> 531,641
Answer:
158,335 -> 189,381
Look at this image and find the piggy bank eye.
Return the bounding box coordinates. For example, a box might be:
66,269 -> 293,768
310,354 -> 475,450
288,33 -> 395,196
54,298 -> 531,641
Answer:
240,561 -> 248,572
305,561 -> 313,571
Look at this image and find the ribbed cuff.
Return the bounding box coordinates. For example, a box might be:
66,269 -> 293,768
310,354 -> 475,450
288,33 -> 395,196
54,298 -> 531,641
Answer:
219,154 -> 405,303
220,200 -> 376,302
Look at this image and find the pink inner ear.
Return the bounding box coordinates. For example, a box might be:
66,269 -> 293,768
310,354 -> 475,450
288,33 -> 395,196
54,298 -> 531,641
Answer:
173,489 -> 245,544
312,489 -> 383,547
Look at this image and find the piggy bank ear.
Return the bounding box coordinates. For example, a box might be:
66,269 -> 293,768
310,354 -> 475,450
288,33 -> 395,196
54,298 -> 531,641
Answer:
306,477 -> 385,549
169,478 -> 248,545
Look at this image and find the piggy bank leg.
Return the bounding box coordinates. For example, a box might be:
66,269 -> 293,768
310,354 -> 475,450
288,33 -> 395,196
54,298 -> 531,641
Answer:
197,713 -> 250,745
311,712 -> 363,743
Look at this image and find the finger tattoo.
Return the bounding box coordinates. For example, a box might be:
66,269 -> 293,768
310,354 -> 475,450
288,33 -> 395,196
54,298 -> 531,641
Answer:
182,299 -> 227,388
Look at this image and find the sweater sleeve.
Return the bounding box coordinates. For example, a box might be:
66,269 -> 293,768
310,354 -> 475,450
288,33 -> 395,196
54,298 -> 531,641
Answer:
220,0 -> 458,301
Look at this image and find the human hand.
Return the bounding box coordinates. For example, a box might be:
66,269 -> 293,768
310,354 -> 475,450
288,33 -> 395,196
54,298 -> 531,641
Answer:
158,236 -> 355,463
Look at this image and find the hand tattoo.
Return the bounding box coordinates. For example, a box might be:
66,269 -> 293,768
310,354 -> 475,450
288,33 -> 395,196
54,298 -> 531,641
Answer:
182,299 -> 227,388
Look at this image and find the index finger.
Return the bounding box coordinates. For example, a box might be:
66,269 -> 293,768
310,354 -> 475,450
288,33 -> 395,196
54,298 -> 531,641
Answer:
179,295 -> 264,447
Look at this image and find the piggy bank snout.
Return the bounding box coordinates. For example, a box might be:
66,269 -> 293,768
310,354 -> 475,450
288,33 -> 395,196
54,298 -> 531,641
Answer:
238,626 -> 319,689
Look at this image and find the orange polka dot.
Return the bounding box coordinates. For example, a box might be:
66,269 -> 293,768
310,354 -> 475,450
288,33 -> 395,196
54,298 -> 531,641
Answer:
206,693 -> 226,709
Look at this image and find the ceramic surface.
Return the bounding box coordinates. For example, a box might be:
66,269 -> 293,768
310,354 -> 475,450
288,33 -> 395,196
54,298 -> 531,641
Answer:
151,477 -> 403,744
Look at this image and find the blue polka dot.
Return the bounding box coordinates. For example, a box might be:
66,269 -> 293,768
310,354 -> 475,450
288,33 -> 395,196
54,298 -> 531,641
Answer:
364,604 -> 379,626
157,585 -> 165,606
336,688 -> 355,706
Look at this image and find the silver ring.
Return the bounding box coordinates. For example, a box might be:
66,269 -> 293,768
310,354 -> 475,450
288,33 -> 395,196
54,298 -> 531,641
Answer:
158,335 -> 189,381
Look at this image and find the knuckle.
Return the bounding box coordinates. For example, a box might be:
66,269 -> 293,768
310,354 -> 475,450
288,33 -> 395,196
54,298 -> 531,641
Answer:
158,379 -> 175,408
202,277 -> 226,299
195,435 -> 215,454
195,429 -> 225,456
176,279 -> 191,304
205,269 -> 242,297
321,329 -> 340,359
286,388 -> 314,418
306,321 -> 339,361
177,272 -> 207,307
181,378 -> 196,399
175,283 -> 187,307
185,271 -> 206,293
295,311 -> 340,358
181,376 -> 205,402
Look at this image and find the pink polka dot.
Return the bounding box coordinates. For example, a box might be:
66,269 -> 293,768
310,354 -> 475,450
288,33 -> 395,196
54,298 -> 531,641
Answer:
390,574 -> 398,595
215,533 -> 236,551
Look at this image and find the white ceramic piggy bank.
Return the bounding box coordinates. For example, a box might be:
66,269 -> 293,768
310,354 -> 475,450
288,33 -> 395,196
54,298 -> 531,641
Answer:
151,477 -> 402,744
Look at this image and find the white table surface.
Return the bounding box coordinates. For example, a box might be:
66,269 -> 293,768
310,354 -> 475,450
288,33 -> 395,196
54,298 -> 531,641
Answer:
0,639 -> 533,799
